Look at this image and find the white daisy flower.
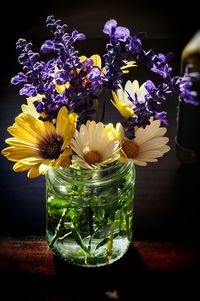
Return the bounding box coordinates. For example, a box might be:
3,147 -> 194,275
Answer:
70,121 -> 120,169
119,119 -> 170,166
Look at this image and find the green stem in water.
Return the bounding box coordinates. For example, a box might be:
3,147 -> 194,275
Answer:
106,215 -> 115,262
124,206 -> 132,241
49,208 -> 67,247
88,206 -> 94,251
58,231 -> 72,242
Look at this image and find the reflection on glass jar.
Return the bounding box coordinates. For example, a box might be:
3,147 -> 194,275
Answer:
46,162 -> 135,267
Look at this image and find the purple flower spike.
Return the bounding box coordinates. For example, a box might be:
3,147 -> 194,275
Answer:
71,30 -> 86,41
10,15 -> 199,127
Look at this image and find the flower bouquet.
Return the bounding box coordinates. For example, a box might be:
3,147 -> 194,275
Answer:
2,16 -> 198,266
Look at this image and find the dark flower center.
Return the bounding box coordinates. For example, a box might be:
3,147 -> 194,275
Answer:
122,140 -> 139,158
84,150 -> 102,165
39,134 -> 63,159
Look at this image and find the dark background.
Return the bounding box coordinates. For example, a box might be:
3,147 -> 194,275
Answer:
0,0 -> 199,240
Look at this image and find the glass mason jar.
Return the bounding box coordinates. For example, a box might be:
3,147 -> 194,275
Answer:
46,162 -> 135,267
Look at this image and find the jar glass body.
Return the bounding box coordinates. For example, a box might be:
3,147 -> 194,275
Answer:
46,162 -> 135,267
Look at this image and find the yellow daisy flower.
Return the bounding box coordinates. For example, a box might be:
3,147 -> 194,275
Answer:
55,81 -> 70,94
111,80 -> 147,119
21,94 -> 45,118
55,55 -> 136,95
117,119 -> 170,166
105,122 -> 123,142
80,54 -> 105,75
70,121 -> 120,169
1,106 -> 78,178
80,55 -> 135,76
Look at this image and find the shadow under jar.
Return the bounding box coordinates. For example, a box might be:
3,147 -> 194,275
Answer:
46,162 -> 135,267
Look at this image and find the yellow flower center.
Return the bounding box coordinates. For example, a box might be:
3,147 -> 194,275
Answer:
84,150 -> 102,165
122,140 -> 139,158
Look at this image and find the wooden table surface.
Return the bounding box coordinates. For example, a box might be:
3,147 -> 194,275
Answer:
1,238 -> 200,300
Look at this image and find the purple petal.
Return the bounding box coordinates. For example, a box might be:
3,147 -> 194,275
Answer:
88,67 -> 101,81
19,84 -> 37,96
155,111 -> 168,124
115,26 -> 130,41
11,72 -> 27,85
41,40 -> 55,53
145,80 -> 155,92
72,30 -> 86,41
103,19 -> 117,35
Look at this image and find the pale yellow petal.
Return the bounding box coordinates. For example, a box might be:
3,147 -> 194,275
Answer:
21,95 -> 43,118
138,83 -> 147,100
134,120 -> 163,145
79,55 -> 87,62
111,92 -> 134,118
2,146 -> 41,162
139,137 -> 169,152
27,165 -> 41,178
71,144 -> 85,160
14,113 -> 55,140
121,61 -> 136,70
5,137 -> 38,149
131,159 -> 147,166
56,106 -> 69,136
56,107 -> 77,148
124,80 -> 133,98
93,123 -> 104,149
87,121 -> 97,148
116,84 -> 124,101
21,104 -> 39,118
90,54 -> 101,68
102,141 -> 119,160
136,150 -> 164,160
159,145 -> 171,153
55,84 -> 65,94
8,123 -> 38,145
124,88 -> 134,106
62,113 -> 78,148
19,157 -> 43,165
13,162 -> 32,172
96,135 -> 114,153
79,124 -> 89,148
133,80 -> 139,93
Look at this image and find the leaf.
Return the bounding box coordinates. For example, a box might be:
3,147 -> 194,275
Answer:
113,230 -> 126,238
67,208 -> 78,220
95,237 -> 109,250
71,228 -> 91,255
48,198 -> 69,209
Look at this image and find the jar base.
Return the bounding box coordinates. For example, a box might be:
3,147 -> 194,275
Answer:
47,233 -> 131,267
